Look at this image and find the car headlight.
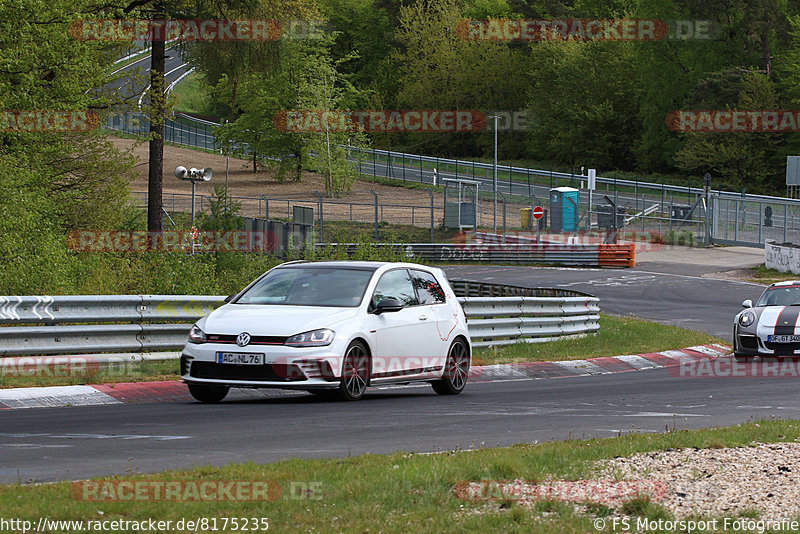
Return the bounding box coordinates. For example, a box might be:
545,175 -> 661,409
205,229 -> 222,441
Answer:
285,328 -> 334,347
188,324 -> 207,344
739,312 -> 755,327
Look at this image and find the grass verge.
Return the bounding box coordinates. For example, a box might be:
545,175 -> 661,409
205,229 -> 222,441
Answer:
2,419 -> 798,532
0,315 -> 725,389
746,264 -> 798,284
170,71 -> 214,116
0,360 -> 179,390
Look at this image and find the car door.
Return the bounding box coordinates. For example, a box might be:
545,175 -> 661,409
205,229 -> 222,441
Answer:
368,268 -> 430,379
409,269 -> 453,373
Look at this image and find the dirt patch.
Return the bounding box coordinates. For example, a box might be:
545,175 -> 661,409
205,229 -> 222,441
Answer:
110,135 -> 529,228
701,268 -> 765,283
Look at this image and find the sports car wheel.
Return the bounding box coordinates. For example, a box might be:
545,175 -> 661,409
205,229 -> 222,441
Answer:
337,341 -> 370,401
432,338 -> 470,395
188,384 -> 229,403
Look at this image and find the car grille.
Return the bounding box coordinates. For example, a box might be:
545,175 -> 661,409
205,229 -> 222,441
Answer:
738,335 -> 758,350
205,334 -> 288,345
189,361 -> 307,382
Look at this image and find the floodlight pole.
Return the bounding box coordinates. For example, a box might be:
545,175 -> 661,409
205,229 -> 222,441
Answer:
490,115 -> 499,234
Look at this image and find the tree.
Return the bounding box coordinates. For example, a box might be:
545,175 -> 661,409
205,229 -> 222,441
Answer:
674,70 -> 781,191
393,0 -> 529,157
212,31 -> 369,195
525,39 -> 641,170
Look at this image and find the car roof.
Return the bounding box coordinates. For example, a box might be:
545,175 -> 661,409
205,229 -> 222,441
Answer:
768,281 -> 800,288
274,261 -> 434,272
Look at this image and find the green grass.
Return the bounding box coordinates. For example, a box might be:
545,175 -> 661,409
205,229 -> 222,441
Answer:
170,71 -> 214,116
746,264 -> 797,284
0,360 -> 179,390
472,314 -> 725,365
2,419 -> 799,532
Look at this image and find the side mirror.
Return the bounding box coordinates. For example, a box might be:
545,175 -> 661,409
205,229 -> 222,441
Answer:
742,299 -> 753,308
374,298 -> 403,315
224,294 -> 236,303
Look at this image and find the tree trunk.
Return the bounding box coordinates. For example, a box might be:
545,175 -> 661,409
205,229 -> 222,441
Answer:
147,28 -> 166,232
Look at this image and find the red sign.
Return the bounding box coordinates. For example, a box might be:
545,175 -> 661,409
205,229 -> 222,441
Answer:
532,206 -> 545,220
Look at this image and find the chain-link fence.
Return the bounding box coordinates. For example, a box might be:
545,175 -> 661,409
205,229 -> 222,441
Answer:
114,112 -> 800,247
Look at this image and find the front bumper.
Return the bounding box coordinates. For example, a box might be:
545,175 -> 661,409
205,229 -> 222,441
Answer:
180,342 -> 344,389
736,331 -> 800,357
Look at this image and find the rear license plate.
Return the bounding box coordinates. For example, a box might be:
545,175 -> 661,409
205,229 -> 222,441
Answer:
768,335 -> 800,343
217,352 -> 264,365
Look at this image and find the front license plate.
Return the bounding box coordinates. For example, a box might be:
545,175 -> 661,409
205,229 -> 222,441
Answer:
217,352 -> 264,365
768,335 -> 800,343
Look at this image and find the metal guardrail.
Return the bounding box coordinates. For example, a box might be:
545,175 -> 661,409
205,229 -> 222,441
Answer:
0,284 -> 599,356
460,296 -> 600,347
0,295 -> 222,324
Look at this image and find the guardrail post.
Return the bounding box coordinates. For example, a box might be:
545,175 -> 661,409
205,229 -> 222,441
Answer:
425,187 -> 434,241
260,194 -> 269,221
642,193 -> 646,233
370,189 -> 379,239
497,191 -> 506,240
527,168 -> 531,197
314,190 -> 324,243
785,204 -> 789,243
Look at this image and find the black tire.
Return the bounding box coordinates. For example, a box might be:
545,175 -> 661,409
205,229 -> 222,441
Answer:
188,383 -> 229,403
432,338 -> 470,395
337,341 -> 370,401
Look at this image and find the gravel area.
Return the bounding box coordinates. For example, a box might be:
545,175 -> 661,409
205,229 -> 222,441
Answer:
595,441 -> 800,520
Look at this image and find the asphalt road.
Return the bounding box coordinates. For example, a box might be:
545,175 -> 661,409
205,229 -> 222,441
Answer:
442,265 -> 764,340
2,364 -> 798,484
106,44 -> 190,106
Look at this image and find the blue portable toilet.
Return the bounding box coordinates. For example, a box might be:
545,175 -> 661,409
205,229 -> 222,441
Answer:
550,187 -> 579,232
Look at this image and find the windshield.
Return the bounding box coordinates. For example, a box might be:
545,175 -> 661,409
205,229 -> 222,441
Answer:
235,267 -> 374,307
757,286 -> 800,307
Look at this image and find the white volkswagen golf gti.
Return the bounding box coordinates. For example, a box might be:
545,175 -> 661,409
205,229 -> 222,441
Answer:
181,261 -> 471,402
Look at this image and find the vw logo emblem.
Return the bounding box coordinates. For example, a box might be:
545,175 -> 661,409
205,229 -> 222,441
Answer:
236,332 -> 251,347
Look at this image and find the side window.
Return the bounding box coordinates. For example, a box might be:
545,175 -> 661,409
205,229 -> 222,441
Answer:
411,270 -> 446,305
371,269 -> 418,309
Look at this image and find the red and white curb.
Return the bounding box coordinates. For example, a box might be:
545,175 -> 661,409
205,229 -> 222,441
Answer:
468,344 -> 731,383
0,344 -> 730,410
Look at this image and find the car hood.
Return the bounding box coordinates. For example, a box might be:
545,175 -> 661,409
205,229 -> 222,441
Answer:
199,304 -> 360,337
754,306 -> 800,334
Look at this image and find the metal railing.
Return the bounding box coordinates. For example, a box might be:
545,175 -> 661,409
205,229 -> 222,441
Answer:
0,283 -> 599,356
108,111 -> 800,247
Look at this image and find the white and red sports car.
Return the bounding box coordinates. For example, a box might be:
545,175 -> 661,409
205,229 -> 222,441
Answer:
734,281 -> 800,359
